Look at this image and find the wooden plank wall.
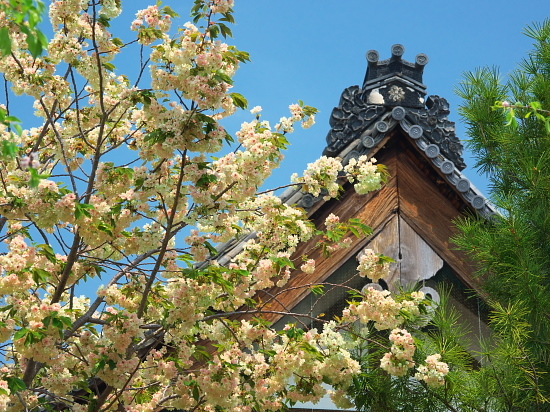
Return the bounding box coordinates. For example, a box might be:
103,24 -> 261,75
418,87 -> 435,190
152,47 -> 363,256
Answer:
257,131 -> 481,324
258,154 -> 399,323
394,138 -> 480,290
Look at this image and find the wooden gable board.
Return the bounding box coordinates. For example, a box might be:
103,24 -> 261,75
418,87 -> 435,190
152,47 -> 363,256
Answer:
259,129 -> 480,326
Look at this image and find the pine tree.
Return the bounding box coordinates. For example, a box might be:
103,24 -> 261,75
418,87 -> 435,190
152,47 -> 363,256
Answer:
452,19 -> 550,410
349,20 -> 550,411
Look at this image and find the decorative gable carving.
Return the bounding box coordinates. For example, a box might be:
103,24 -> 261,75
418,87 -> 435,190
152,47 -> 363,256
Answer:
367,215 -> 443,292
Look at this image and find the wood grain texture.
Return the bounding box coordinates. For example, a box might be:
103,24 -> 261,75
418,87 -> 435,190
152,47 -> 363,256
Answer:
366,214 -> 400,288
255,129 -> 482,325
367,215 -> 444,292
258,153 -> 399,323
394,138 -> 480,291
398,216 -> 444,286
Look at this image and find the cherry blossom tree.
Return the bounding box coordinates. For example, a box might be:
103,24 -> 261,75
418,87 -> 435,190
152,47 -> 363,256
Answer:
0,1 -> 446,411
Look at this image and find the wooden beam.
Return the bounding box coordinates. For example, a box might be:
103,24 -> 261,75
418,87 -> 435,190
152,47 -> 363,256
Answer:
258,153 -> 400,323
393,138 -> 481,290
255,131 -> 482,324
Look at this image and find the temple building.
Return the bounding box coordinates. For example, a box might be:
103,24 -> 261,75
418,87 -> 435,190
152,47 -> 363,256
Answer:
216,44 -> 492,411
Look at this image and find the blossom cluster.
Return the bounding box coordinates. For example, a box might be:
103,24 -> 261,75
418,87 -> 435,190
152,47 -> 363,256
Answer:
0,0 -> 446,410
347,287 -> 426,331
292,156 -> 343,198
210,0 -> 234,13
188,320 -> 361,411
276,103 -> 315,133
380,329 -> 416,376
415,354 -> 449,387
131,5 -> 172,44
300,258 -> 316,274
292,154 -> 383,200
344,155 -> 384,194
345,288 -> 448,384
357,248 -> 390,282
324,213 -> 340,231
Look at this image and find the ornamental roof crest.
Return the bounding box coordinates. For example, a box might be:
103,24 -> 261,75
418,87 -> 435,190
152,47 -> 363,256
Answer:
363,44 -> 428,109
324,44 -> 466,172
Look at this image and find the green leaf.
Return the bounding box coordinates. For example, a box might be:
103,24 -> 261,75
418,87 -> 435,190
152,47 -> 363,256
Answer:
5,115 -> 20,123
28,167 -> 50,188
176,253 -> 194,266
348,218 -> 373,236
0,304 -> 13,312
203,241 -> 218,257
75,202 -> 94,219
208,24 -> 219,38
310,284 -> 325,295
284,325 -> 304,339
6,377 -> 26,393
1,140 -> 18,158
92,359 -> 106,374
535,112 -> 545,121
161,5 -> 179,17
98,14 -> 111,27
52,318 -> 64,329
505,109 -> 518,129
0,27 -> 12,56
117,167 -> 134,178
26,330 -> 45,345
13,328 -> 29,340
111,203 -> 122,215
91,264 -> 105,278
25,32 -> 42,57
259,348 -> 276,357
191,0 -> 203,14
196,173 -> 217,189
348,226 -> 360,237
218,22 -> 232,38
192,382 -> 200,401
11,123 -> 22,135
229,92 -> 248,109
38,244 -> 56,263
224,132 -> 234,144
144,128 -> 174,144
194,112 -> 217,126
97,222 -> 114,237
271,256 -> 295,270
378,254 -> 395,264
220,13 -> 235,24
302,105 -> 318,116
192,346 -> 212,362
212,71 -> 233,85
103,62 -> 115,72
32,268 -> 50,284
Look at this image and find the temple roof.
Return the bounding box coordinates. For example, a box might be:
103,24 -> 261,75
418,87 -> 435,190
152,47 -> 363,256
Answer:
317,44 -> 494,217
207,45 -> 495,265
324,45 -> 464,166
362,44 -> 428,109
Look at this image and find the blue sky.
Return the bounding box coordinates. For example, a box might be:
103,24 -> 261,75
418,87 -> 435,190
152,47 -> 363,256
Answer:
8,0 -> 550,196
218,0 -> 549,195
